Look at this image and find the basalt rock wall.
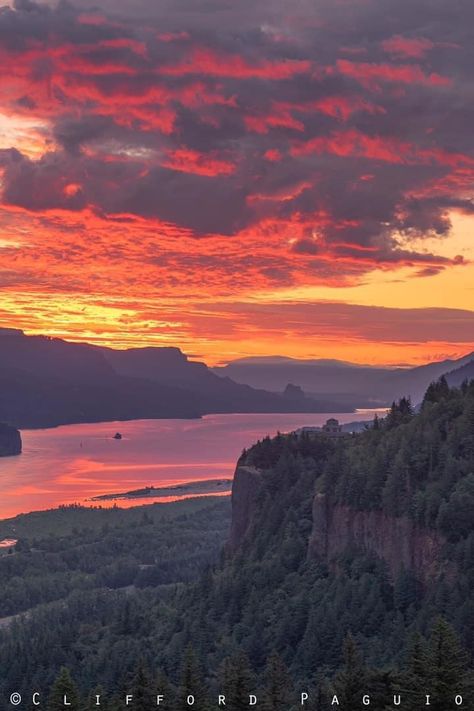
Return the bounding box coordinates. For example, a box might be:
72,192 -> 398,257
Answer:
229,461 -> 448,583
308,493 -> 448,583
228,464 -> 263,549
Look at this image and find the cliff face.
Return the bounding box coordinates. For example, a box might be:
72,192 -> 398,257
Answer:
229,462 -> 448,583
308,493 -> 449,584
0,423 -> 22,457
228,464 -> 262,549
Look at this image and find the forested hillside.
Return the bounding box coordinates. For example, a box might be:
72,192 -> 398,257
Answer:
164,380 -> 473,682
0,498 -> 231,695
1,380 -> 473,707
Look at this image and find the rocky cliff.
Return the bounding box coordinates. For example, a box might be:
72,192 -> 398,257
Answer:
229,461 -> 449,583
228,464 -> 262,549
308,493 -> 448,584
0,423 -> 22,457
190,391 -> 474,675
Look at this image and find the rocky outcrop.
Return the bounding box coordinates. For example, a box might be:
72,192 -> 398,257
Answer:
0,423 -> 22,457
308,493 -> 448,584
228,464 -> 263,549
228,456 -> 450,584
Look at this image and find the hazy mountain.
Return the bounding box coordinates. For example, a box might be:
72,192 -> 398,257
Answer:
445,359 -> 474,388
100,345 -> 353,414
2,328 -> 471,428
0,328 -> 113,383
0,330 -> 201,427
0,329 -> 348,428
213,353 -> 474,406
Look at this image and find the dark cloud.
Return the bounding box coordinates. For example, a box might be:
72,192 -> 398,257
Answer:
122,166 -> 249,234
0,0 -> 473,270
53,114 -> 116,154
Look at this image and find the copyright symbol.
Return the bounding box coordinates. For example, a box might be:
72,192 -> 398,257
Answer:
10,692 -> 22,706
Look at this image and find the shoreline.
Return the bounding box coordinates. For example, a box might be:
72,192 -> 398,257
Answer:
0,412 -> 376,520
0,495 -> 231,527
90,478 -> 233,501
15,407 -> 364,432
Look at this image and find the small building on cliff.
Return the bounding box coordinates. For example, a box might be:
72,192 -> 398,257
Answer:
294,425 -> 321,438
322,418 -> 343,437
294,418 -> 345,439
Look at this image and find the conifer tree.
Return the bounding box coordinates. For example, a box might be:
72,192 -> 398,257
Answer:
47,667 -> 81,711
331,634 -> 368,708
220,651 -> 254,711
423,376 -> 450,406
426,617 -> 472,710
398,632 -> 430,708
155,667 -> 174,710
84,686 -> 111,711
262,651 -> 292,711
129,660 -> 156,711
175,645 -> 208,711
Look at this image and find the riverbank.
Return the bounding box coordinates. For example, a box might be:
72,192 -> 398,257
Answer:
90,478 -> 232,501
0,412 -> 379,519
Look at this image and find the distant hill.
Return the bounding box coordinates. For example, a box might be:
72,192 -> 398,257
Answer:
100,346 -> 351,414
445,359 -> 474,388
0,329 -> 349,428
2,328 -> 472,428
0,330 -> 201,427
214,353 -> 474,406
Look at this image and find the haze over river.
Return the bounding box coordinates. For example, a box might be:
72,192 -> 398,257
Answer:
0,412 -> 379,519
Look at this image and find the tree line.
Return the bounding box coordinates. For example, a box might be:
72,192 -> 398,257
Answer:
35,618 -> 474,711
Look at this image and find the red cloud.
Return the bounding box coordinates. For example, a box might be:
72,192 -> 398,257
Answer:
247,181 -> 312,203
158,31 -> 190,42
77,13 -> 109,26
244,96 -> 383,134
291,129 -> 411,162
335,59 -> 451,88
244,108 -> 304,134
312,95 -> 385,121
290,129 -> 474,170
381,35 -> 435,59
263,149 -> 282,162
160,48 -> 311,79
162,148 -> 236,176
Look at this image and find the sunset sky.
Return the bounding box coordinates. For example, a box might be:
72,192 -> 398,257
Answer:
0,0 -> 473,365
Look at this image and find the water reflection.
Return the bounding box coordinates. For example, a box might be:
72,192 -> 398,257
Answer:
0,412 -> 378,518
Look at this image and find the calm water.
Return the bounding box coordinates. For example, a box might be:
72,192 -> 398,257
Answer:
0,412 -> 377,519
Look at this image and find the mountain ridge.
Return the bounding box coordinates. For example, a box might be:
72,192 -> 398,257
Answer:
0,328 -> 351,428
214,351 -> 474,405
1,327 -> 473,427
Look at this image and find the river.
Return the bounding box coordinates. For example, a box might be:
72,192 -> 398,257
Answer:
0,411 -> 380,519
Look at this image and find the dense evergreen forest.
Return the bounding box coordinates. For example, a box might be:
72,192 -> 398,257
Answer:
166,380 -> 474,687
0,498 -> 231,695
11,620 -> 474,711
1,379 -> 474,708
0,499 -> 230,619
